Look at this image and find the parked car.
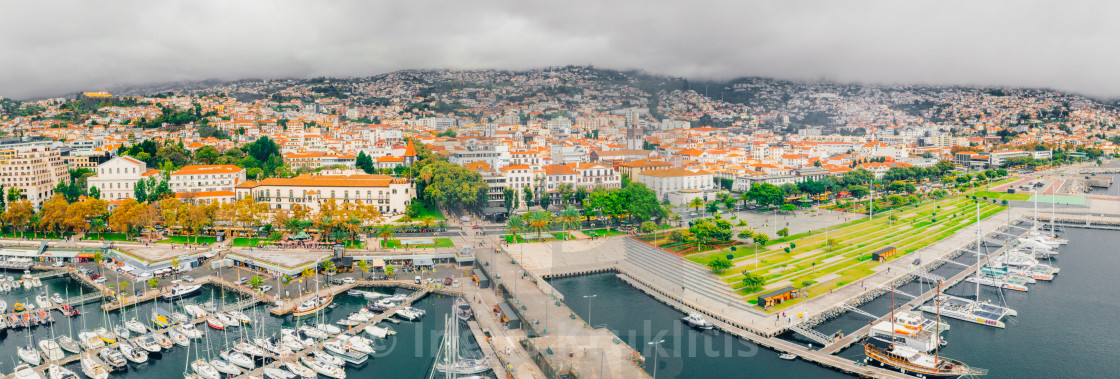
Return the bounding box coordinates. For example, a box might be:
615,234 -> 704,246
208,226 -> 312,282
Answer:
93,277 -> 108,284
237,278 -> 248,285
259,285 -> 272,292
414,276 -> 422,284
341,277 -> 354,284
90,274 -> 101,280
183,275 -> 194,282
52,261 -> 64,267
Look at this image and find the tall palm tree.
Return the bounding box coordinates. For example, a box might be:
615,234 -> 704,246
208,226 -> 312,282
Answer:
170,257 -> 181,280
248,275 -> 264,289
526,210 -> 553,242
92,251 -> 105,276
506,215 -> 524,243
320,260 -> 336,275
688,197 -> 704,215
376,224 -> 396,248
558,206 -> 579,239
384,264 -> 396,280
356,260 -> 369,280
301,266 -> 316,293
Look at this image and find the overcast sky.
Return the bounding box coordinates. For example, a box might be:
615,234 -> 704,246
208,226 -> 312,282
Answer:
2,0 -> 1118,99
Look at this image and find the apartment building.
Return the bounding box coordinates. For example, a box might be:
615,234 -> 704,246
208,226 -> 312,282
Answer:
636,167 -> 715,205
0,140 -> 70,206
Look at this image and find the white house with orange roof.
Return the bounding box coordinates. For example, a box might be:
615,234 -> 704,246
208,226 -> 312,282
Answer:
235,174 -> 413,214
636,167 -> 715,205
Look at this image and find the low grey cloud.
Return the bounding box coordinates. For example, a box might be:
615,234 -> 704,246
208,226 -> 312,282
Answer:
2,0 -> 1118,99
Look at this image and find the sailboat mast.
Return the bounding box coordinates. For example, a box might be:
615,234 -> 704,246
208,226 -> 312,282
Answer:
890,285 -> 895,347
975,201 -> 981,300
935,281 -> 941,363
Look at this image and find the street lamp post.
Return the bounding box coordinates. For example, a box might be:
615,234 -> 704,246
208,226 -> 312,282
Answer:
648,339 -> 665,379
583,294 -> 597,326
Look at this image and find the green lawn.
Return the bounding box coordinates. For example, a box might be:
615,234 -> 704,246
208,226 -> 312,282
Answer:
503,232 -> 571,244
973,190 -> 1030,201
232,237 -> 279,247
381,237 -> 453,249
156,236 -> 217,244
82,233 -> 131,242
585,228 -> 626,238
704,196 -> 1007,311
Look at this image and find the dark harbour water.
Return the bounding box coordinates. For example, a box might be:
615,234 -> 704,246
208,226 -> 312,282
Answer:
551,227 -> 1120,379
0,280 -> 476,379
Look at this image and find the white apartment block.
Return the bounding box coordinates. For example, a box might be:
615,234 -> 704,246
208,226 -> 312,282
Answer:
0,140 -> 70,206
235,174 -> 414,215
87,156 -> 147,200
170,165 -> 246,193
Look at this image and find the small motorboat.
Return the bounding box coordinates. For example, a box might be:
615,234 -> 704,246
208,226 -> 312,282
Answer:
681,313 -> 715,330
395,309 -> 420,321
118,341 -> 148,364
80,354 -> 109,379
50,293 -> 64,305
13,302 -> 25,312
779,352 -> 797,360
57,336 -> 81,354
169,328 -> 190,346
35,294 -> 51,309
0,299 -> 7,313
137,335 -> 162,354
216,312 -> 238,328
181,323 -> 204,339
336,319 -> 361,327
48,363 -> 79,379
364,325 -> 389,339
125,319 -> 149,334
199,302 -> 217,313
323,339 -> 368,365
154,333 -> 174,349
98,347 -> 127,371
78,331 -> 105,350
336,334 -> 374,355
60,305 -> 79,317
150,308 -> 172,327
206,317 -> 226,330
32,278 -> 42,287
185,304 -> 208,319
172,312 -> 190,324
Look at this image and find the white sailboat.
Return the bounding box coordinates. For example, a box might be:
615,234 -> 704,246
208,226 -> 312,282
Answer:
921,202 -> 1017,328
433,315 -> 492,376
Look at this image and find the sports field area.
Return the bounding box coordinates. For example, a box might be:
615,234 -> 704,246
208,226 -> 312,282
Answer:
699,195 -> 1005,311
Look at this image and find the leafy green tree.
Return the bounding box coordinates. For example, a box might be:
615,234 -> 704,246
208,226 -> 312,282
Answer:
526,210 -> 553,241
777,227 -> 788,238
502,188 -> 519,214
640,221 -> 657,234
742,272 -> 766,292
747,183 -> 786,207
707,256 -> 732,273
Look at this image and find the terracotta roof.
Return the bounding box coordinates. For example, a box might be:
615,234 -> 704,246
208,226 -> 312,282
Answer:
237,174 -> 402,188
542,164 -> 577,175
172,165 -> 243,176
619,159 -> 671,168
